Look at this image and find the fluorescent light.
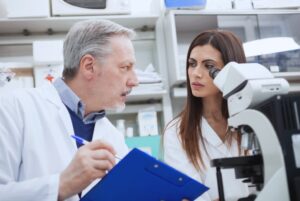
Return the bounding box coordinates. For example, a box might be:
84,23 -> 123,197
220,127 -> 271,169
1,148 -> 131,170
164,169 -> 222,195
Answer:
243,37 -> 300,58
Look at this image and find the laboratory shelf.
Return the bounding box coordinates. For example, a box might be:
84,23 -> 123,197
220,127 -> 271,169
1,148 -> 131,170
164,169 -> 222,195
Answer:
0,14 -> 159,35
106,103 -> 162,115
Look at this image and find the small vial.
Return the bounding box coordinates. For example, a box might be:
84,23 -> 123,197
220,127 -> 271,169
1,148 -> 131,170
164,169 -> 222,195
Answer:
116,119 -> 126,136
126,127 -> 134,137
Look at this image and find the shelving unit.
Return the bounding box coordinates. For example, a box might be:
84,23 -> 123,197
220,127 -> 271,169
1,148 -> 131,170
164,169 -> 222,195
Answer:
127,90 -> 167,102
163,9 -> 300,116
0,9 -> 172,154
0,15 -> 159,34
2,3 -> 300,153
164,9 -> 300,87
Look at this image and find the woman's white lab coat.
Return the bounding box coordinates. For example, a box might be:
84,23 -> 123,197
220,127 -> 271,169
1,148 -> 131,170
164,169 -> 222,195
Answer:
163,118 -> 249,201
0,84 -> 128,201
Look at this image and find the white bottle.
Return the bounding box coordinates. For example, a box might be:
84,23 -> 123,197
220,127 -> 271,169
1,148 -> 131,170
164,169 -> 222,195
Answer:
116,119 -> 126,136
126,127 -> 134,138
137,108 -> 159,136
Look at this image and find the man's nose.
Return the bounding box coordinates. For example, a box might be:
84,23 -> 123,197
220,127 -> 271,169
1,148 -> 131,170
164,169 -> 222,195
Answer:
128,71 -> 139,87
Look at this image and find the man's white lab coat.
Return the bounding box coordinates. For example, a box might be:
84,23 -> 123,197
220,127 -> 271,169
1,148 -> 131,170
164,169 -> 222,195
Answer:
0,83 -> 128,201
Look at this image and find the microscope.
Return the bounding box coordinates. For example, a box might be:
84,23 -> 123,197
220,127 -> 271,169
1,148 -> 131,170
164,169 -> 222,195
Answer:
209,62 -> 300,201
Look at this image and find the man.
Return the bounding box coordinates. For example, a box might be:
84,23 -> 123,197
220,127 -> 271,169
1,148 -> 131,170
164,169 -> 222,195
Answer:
0,19 -> 138,201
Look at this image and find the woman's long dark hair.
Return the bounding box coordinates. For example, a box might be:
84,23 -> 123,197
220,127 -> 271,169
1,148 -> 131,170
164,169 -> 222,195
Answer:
169,30 -> 246,171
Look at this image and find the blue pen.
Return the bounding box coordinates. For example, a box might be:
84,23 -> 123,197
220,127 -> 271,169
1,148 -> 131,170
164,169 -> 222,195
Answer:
71,135 -> 89,145
70,135 -> 121,160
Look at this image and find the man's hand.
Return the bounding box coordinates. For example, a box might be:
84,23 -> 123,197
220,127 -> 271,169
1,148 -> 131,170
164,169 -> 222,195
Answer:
58,140 -> 116,200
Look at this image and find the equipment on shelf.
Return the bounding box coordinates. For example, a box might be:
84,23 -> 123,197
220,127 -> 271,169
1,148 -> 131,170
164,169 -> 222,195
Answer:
0,68 -> 15,87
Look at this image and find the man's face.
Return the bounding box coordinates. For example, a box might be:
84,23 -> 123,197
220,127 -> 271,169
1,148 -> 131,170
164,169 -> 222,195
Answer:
92,36 -> 138,111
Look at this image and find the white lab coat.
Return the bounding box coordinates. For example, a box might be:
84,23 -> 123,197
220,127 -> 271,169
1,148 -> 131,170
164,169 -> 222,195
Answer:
0,84 -> 128,201
163,118 -> 249,201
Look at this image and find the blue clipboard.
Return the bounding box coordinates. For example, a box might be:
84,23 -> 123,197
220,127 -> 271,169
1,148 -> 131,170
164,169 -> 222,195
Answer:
80,148 -> 209,201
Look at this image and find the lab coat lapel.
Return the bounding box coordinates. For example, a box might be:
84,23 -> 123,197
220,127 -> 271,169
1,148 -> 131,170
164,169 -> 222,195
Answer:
37,83 -> 77,149
201,118 -> 231,157
81,118 -> 109,197
92,118 -> 106,140
79,121 -> 103,197
92,118 -> 118,147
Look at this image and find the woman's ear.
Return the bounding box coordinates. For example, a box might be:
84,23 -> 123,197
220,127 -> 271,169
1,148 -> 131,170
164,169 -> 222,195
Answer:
79,54 -> 95,79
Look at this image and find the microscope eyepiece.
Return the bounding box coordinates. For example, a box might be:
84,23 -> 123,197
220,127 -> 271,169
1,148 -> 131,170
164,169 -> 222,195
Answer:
208,67 -> 220,79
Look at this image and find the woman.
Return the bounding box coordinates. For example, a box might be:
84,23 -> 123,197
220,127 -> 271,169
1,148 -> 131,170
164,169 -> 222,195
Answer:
163,30 -> 249,201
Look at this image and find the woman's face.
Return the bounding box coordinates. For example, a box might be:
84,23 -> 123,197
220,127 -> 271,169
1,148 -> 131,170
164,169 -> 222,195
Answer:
188,44 -> 224,98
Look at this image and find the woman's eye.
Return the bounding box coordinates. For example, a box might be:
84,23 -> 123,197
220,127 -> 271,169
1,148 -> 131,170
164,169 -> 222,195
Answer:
205,64 -> 214,70
188,62 -> 197,68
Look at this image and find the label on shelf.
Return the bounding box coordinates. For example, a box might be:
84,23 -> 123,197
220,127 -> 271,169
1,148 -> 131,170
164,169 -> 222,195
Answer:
137,108 -> 159,136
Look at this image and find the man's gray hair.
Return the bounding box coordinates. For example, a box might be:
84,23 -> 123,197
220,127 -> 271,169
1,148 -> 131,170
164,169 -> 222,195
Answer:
63,19 -> 135,79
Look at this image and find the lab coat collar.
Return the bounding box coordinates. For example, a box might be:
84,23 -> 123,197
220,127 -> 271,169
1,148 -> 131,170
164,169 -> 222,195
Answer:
53,78 -> 106,124
36,83 -> 76,149
201,117 -> 223,147
91,118 -> 115,145
201,117 -> 233,157
36,82 -> 67,109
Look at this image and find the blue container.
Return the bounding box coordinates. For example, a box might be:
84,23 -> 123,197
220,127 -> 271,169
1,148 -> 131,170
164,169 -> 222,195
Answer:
165,0 -> 206,9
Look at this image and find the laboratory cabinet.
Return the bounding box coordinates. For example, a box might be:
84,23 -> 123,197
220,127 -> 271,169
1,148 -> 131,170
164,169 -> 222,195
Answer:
0,10 -> 171,155
164,10 -> 300,86
163,10 -> 300,116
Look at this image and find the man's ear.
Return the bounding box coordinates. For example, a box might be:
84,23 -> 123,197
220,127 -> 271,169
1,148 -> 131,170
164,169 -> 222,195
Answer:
79,54 -> 95,79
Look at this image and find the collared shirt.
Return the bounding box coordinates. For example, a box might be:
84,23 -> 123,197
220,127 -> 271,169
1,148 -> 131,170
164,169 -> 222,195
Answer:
53,78 -> 105,124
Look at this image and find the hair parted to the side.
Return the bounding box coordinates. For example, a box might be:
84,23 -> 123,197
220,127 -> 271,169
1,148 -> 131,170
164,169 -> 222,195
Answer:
166,29 -> 246,172
63,19 -> 135,80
